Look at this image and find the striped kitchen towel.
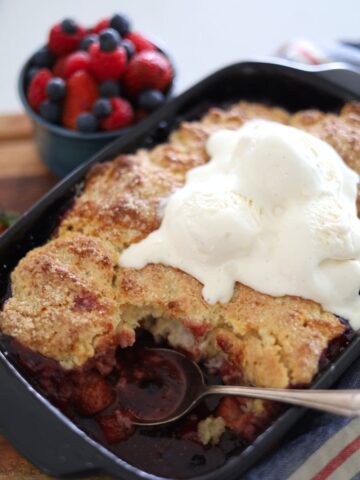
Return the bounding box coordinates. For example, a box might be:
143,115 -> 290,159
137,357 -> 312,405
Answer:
245,356 -> 360,480
276,39 -> 360,69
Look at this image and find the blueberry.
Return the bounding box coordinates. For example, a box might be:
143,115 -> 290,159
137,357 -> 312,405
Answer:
110,13 -> 131,36
190,454 -> 206,467
61,18 -> 78,34
93,98 -> 112,118
137,89 -> 165,112
46,77 -> 66,102
79,34 -> 98,51
27,66 -> 40,83
99,80 -> 121,98
99,28 -> 121,52
39,100 -> 61,124
122,39 -> 135,59
32,46 -> 55,68
76,112 -> 98,132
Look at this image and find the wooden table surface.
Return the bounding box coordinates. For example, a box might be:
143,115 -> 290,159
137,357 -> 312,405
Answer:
0,114 -> 110,480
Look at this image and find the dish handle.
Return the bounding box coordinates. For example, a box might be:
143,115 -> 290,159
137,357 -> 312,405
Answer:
316,65 -> 360,98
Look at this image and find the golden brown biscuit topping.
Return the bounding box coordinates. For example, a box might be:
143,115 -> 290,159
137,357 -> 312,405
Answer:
1,101 -> 357,387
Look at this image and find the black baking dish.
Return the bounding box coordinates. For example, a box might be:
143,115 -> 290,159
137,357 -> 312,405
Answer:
1,59 -> 360,480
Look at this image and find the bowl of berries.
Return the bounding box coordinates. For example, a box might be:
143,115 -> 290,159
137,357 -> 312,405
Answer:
19,14 -> 175,177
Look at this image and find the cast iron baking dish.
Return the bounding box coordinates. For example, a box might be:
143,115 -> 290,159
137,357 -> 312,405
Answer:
0,60 -> 360,480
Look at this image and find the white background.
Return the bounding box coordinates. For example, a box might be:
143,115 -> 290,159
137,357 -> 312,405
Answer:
1,0 -> 359,112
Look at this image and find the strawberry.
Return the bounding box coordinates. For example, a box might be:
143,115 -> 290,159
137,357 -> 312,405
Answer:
99,97 -> 134,131
124,32 -> 155,53
53,55 -> 69,78
63,51 -> 90,78
92,18 -> 110,35
89,42 -> 127,81
75,372 -> 114,416
27,68 -> 52,111
97,411 -> 134,444
48,19 -> 86,56
62,70 -> 98,129
123,51 -> 173,97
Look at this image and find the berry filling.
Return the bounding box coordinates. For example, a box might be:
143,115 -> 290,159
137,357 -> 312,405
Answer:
2,323 -> 354,478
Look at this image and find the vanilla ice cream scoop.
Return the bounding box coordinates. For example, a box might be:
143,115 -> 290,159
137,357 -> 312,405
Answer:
120,120 -> 360,329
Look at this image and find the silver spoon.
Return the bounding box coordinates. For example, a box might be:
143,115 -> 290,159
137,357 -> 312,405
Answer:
133,348 -> 360,426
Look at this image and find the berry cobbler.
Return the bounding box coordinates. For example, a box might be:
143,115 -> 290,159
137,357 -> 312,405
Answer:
1,100 -> 359,478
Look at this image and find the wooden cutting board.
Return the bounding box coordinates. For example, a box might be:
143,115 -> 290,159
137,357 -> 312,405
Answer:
0,113 -> 110,480
0,114 -> 58,213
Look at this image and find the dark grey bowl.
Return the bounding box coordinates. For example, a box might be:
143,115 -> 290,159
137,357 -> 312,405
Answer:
18,45 -> 175,177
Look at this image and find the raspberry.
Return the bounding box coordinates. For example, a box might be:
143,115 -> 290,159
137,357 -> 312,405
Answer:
27,68 -> 52,111
99,97 -> 134,131
62,70 -> 98,129
123,50 -> 173,96
48,20 -> 86,56
63,51 -> 90,78
124,32 -> 156,53
89,42 -> 127,81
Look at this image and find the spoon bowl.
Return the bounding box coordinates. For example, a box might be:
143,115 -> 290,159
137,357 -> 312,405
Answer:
131,348 -> 208,426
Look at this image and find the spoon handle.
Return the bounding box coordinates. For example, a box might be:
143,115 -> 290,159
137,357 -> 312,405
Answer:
205,386 -> 360,416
